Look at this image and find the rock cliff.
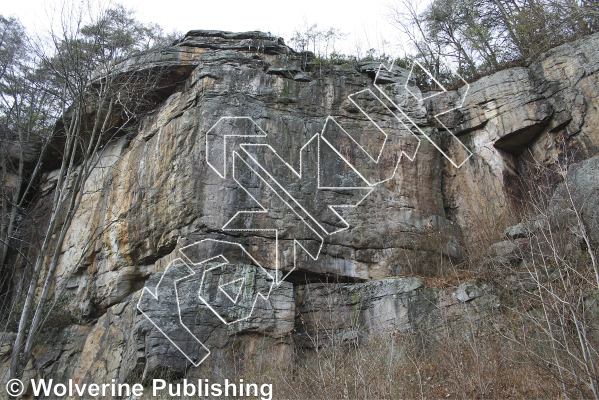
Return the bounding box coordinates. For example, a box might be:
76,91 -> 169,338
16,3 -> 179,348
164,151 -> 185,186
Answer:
2,29 -> 599,397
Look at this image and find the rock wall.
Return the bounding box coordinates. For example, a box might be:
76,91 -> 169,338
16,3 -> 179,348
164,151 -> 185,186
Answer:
2,30 -> 599,397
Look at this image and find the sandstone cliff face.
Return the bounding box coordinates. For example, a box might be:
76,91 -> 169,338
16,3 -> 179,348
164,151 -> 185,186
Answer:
2,30 -> 599,396
438,34 -> 599,245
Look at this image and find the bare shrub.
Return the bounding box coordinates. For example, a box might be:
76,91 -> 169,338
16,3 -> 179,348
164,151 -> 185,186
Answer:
240,314 -> 558,398
240,276 -> 558,398
499,154 -> 599,399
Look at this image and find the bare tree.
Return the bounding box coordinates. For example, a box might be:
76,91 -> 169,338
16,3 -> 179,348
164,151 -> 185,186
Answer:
386,0 -> 443,76
386,0 -> 599,79
4,1 -> 177,379
0,15 -> 61,327
500,153 -> 599,399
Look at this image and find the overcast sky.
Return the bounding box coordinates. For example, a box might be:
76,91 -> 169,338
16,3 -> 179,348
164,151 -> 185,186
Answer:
3,0 -> 411,56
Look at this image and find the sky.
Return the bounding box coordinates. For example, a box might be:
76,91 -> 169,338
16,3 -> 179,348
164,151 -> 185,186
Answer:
2,0 -> 412,57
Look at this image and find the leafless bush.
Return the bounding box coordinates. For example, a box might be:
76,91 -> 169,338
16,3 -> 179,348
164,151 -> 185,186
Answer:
240,305 -> 557,398
499,154 -> 599,399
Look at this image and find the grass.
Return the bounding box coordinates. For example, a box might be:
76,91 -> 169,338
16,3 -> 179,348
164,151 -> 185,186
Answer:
239,324 -> 561,399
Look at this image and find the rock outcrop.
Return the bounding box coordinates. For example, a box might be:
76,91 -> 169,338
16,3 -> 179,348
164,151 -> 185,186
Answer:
2,29 -> 599,397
